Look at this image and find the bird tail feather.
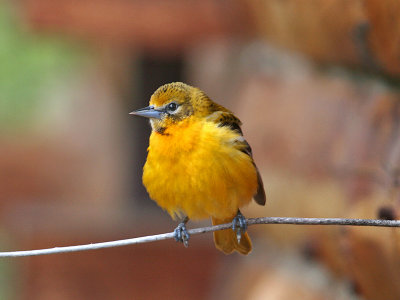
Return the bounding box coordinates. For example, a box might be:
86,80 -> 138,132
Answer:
211,217 -> 252,255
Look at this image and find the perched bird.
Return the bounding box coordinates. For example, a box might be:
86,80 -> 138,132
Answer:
131,82 -> 265,255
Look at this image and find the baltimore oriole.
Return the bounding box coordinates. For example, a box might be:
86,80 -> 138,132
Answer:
131,82 -> 266,255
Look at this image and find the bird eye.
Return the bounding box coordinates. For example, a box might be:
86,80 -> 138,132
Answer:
166,102 -> 178,112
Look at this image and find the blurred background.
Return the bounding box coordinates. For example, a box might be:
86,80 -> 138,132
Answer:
1,0 -> 400,299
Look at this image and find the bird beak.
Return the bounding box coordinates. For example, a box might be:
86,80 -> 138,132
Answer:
129,105 -> 163,119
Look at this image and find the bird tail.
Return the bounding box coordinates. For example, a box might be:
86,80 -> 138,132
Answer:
211,217 -> 252,255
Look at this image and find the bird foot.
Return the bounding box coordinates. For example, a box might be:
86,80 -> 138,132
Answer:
232,211 -> 247,243
174,218 -> 190,247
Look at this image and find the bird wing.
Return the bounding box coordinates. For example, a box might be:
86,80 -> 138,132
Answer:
207,111 -> 266,206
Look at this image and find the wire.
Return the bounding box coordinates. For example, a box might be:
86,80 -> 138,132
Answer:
0,217 -> 399,257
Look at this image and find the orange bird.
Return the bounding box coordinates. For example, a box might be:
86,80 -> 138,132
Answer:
131,82 -> 265,255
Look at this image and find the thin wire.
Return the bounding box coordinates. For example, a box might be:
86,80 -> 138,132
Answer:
1,217 -> 399,257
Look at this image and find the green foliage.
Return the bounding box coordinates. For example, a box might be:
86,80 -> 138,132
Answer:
0,3 -> 85,131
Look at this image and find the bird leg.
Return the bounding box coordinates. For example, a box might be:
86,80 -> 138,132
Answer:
232,210 -> 247,243
174,216 -> 190,247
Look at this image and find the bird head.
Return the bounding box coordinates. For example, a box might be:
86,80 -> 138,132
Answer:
130,82 -> 220,134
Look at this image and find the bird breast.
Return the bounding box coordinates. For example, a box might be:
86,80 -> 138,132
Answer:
143,117 -> 258,220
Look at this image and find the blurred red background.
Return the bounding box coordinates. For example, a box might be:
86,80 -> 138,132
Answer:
1,1 -> 400,299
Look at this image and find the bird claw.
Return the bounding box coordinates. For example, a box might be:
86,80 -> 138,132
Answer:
174,220 -> 190,247
232,211 -> 247,243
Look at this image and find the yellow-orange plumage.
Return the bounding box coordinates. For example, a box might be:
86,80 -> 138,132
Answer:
133,82 -> 265,255
144,117 -> 257,220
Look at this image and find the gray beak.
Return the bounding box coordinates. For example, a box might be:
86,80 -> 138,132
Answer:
130,105 -> 163,119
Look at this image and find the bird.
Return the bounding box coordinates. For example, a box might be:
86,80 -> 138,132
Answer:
130,82 -> 265,255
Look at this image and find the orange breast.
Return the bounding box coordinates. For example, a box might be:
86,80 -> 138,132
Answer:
143,117 -> 258,220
